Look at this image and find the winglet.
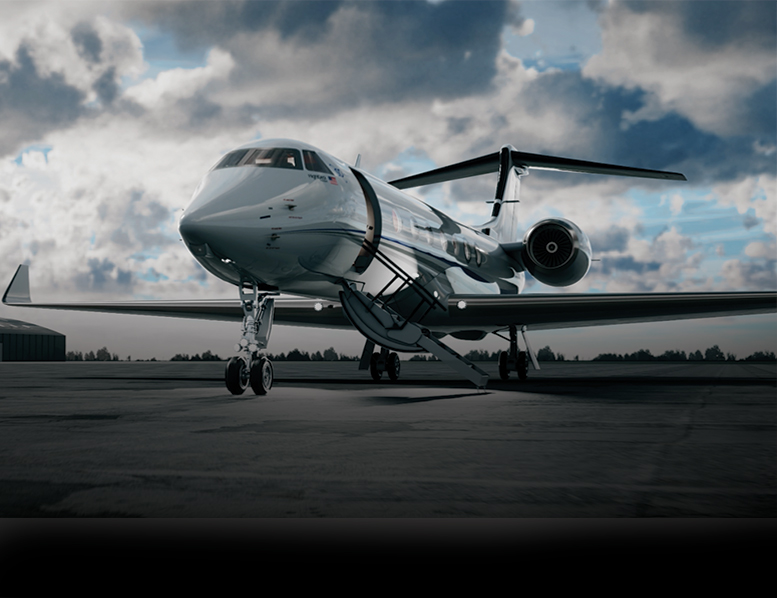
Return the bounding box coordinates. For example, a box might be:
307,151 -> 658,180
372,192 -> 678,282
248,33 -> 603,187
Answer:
3,265 -> 31,304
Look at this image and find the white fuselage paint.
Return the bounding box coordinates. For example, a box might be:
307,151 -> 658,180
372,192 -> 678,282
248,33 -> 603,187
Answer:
179,139 -> 525,316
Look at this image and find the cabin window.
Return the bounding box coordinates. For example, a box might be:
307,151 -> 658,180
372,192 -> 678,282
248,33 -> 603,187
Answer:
303,150 -> 333,174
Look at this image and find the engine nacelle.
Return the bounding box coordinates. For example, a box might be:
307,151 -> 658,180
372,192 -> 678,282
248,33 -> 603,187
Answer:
521,218 -> 591,287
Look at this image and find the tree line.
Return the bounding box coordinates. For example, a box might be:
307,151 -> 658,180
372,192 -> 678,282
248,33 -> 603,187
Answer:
66,347 -> 120,361
66,344 -> 777,363
590,347 -> 776,362
455,345 -> 775,362
533,345 -> 775,362
66,347 -> 360,362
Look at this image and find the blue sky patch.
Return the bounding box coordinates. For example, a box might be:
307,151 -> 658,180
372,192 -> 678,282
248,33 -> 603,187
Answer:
126,21 -> 210,83
13,144 -> 53,165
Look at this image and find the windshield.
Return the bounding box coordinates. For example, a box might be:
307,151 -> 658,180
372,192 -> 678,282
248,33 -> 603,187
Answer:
303,150 -> 333,174
214,148 -> 303,171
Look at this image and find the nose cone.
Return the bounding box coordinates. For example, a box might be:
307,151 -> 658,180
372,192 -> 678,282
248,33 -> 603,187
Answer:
179,165 -> 315,266
179,167 -> 268,252
178,199 -> 236,257
178,205 -> 209,247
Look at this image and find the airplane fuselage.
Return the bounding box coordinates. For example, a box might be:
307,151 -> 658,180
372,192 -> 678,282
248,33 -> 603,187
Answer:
179,139 -> 526,310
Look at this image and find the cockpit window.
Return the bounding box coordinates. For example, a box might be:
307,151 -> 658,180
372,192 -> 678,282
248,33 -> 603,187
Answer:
213,148 -> 303,171
214,149 -> 250,170
247,148 -> 302,169
303,150 -> 333,174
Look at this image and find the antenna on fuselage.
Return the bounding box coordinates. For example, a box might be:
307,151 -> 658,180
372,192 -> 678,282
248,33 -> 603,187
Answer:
354,154 -> 362,168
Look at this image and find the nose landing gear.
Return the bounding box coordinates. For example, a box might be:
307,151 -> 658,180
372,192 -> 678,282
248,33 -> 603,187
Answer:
226,281 -> 277,395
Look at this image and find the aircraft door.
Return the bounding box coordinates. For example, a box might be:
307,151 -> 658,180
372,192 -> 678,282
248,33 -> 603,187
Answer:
350,168 -> 382,273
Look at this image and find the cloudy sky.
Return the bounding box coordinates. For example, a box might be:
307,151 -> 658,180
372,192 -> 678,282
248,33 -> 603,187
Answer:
0,0 -> 775,361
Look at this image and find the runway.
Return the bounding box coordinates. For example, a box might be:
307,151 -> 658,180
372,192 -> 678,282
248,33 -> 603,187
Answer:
0,360 -> 774,518
1,360 -> 774,574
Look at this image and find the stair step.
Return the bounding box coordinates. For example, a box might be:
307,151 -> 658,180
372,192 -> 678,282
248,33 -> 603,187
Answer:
417,334 -> 489,388
340,248 -> 489,388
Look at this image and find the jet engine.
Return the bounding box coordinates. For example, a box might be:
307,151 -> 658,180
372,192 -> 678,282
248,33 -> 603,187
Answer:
521,218 -> 591,287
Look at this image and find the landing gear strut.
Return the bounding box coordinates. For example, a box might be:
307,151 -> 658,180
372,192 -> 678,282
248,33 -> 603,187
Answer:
226,281 -> 276,395
497,325 -> 535,381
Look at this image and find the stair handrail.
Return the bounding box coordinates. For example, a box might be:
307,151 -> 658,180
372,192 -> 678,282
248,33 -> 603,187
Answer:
359,238 -> 446,319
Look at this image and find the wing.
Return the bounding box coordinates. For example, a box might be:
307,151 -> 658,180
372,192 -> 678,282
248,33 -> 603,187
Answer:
5,265 -> 774,333
439,292 -> 777,331
2,265 -> 352,329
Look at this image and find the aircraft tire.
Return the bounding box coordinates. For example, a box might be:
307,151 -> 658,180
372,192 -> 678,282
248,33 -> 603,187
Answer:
251,357 -> 273,395
387,352 -> 400,381
517,351 -> 528,381
226,356 -> 248,395
498,351 -> 509,381
369,352 -> 382,381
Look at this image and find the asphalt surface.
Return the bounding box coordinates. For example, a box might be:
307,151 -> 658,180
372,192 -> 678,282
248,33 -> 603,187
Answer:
0,360 -> 774,571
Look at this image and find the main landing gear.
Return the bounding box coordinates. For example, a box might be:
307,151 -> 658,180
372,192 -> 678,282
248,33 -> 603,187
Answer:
369,347 -> 401,382
225,281 -> 276,395
497,325 -> 536,381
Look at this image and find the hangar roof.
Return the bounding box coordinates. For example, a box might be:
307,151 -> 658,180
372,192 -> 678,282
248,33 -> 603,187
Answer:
0,318 -> 65,336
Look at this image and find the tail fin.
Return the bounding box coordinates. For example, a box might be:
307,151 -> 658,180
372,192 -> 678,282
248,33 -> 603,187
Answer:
486,145 -> 524,243
387,145 -> 686,243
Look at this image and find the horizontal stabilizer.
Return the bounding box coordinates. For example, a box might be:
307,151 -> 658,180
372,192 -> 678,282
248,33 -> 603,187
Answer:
388,148 -> 686,189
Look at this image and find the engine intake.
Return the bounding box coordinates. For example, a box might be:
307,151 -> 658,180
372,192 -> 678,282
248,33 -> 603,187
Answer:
522,218 -> 591,287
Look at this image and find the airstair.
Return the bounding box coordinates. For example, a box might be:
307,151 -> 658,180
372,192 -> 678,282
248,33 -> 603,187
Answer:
339,240 -> 489,388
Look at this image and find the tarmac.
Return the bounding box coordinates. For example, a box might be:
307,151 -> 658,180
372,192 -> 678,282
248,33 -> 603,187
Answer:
0,360 -> 775,568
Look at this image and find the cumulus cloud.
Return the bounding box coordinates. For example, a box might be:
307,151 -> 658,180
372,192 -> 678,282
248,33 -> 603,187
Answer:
127,0 -> 513,111
0,9 -> 144,157
721,258 -> 777,290
745,241 -> 774,259
584,1 -> 776,139
124,47 -> 234,111
0,0 -> 773,304
713,175 -> 776,236
0,45 -> 86,157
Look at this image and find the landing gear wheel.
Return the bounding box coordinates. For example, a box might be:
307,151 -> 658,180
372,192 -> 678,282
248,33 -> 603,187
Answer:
387,352 -> 401,381
250,357 -> 273,395
369,352 -> 383,381
498,350 -> 509,381
225,356 -> 249,395
517,351 -> 528,381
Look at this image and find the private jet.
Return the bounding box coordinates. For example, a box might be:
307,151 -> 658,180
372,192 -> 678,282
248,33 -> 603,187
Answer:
4,139 -> 775,394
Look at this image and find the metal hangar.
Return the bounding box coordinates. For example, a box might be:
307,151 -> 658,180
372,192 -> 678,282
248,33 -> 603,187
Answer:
0,318 -> 65,361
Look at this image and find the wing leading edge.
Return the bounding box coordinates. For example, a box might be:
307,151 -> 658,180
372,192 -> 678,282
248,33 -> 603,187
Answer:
2,265 -> 351,329
440,292 -> 777,331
